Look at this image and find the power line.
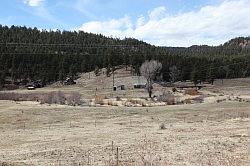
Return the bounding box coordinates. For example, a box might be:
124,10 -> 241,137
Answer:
1,42 -> 249,55
0,42 -> 146,48
163,60 -> 250,78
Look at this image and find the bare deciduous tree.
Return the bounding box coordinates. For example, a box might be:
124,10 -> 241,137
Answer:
140,60 -> 162,98
67,92 -> 82,106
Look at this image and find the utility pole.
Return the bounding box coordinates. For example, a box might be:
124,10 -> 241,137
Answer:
113,69 -> 115,88
112,67 -> 116,92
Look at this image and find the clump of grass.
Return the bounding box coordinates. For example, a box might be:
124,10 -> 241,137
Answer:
116,96 -> 122,101
159,123 -> 166,130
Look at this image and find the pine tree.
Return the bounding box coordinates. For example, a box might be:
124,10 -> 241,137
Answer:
94,66 -> 101,76
191,66 -> 199,85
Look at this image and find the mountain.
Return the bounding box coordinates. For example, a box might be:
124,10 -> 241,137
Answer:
224,37 -> 250,49
0,25 -> 249,88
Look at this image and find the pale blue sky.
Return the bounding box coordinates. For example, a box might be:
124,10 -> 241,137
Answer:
0,0 -> 249,46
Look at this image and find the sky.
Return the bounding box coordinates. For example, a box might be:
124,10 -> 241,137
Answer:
0,0 -> 250,47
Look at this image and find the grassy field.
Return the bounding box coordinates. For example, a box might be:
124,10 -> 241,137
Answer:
1,71 -> 250,165
0,100 -> 249,165
3,68 -> 153,99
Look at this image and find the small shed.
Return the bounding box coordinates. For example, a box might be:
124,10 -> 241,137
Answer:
134,83 -> 146,89
120,85 -> 125,90
113,85 -> 125,91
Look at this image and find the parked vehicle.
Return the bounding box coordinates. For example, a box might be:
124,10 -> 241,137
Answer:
26,80 -> 45,90
63,77 -> 76,85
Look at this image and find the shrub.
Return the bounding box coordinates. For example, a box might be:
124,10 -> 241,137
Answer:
67,92 -> 82,106
193,95 -> 205,103
0,92 -> 38,101
116,96 -> 122,101
157,91 -> 175,105
127,98 -> 144,105
184,99 -> 192,104
5,84 -> 19,90
0,91 -> 82,106
57,91 -> 66,104
94,95 -> 105,105
159,123 -> 166,130
42,92 -> 54,104
94,66 -> 101,76
43,91 -> 66,105
184,88 -> 199,96
41,91 -> 81,106
172,87 -> 177,92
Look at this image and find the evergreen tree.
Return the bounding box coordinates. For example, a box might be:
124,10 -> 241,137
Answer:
0,24 -> 249,87
191,66 -> 199,85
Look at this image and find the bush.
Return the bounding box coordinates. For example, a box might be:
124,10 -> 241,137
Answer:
0,92 -> 20,101
127,98 -> 143,105
94,66 -> 101,76
0,92 -> 39,101
172,87 -> 177,92
193,95 -> 205,103
184,88 -> 199,96
67,92 -> 82,106
159,123 -> 166,130
116,96 -> 122,101
94,95 -> 105,105
5,84 -> 19,90
157,91 -> 175,105
0,91 -> 82,106
57,91 -> 66,104
42,91 -> 66,105
43,92 -> 53,104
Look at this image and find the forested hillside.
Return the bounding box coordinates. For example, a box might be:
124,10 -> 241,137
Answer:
0,25 -> 250,87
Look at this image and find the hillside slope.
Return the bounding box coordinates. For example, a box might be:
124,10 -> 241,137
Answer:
0,25 -> 250,88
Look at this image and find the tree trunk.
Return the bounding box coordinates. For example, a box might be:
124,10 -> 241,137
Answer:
147,79 -> 152,98
149,89 -> 152,98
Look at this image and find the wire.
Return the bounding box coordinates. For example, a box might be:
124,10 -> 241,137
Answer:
0,42 -> 146,48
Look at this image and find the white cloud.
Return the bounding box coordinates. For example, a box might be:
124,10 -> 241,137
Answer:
79,16 -> 133,38
24,0 -> 44,7
136,15 -> 145,28
149,6 -> 167,20
79,0 -> 250,47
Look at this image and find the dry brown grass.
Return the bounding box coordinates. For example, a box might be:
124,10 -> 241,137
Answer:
1,75 -> 250,165
94,95 -> 105,105
184,88 -> 199,96
0,91 -> 82,106
0,100 -> 249,165
0,92 -> 40,101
